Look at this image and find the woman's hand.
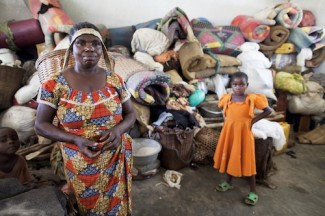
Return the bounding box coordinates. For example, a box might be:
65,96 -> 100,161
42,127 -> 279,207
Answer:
99,127 -> 122,151
74,136 -> 101,158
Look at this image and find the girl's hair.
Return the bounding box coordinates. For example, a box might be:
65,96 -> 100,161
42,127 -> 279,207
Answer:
230,71 -> 248,82
69,22 -> 100,42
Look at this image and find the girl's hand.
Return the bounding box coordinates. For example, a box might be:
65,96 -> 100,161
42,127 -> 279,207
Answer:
74,136 -> 101,158
99,127 -> 122,151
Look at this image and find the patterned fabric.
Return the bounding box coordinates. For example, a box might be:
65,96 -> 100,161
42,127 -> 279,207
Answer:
191,19 -> 245,56
273,3 -> 303,29
37,70 -> 133,215
126,71 -> 171,106
231,15 -> 275,43
157,7 -> 196,47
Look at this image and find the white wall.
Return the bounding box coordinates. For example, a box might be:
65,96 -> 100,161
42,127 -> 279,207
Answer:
61,0 -> 325,28
0,0 -> 324,72
1,0 -> 324,28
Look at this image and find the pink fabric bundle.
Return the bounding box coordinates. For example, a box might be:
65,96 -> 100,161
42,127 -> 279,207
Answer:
231,15 -> 275,43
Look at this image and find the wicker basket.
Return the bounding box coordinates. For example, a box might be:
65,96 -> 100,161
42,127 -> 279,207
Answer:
35,49 -> 107,84
0,65 -> 25,109
158,128 -> 194,170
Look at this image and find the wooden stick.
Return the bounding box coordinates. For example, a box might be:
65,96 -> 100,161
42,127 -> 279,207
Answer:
31,153 -> 52,161
25,145 -> 54,160
17,143 -> 52,156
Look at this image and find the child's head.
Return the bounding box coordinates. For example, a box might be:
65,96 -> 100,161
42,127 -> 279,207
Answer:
230,72 -> 249,95
0,127 -> 20,155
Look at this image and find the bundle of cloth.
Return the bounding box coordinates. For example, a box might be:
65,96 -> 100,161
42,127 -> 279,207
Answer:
178,41 -> 241,81
29,0 -> 74,52
288,27 -> 325,52
126,71 -> 171,106
259,25 -> 290,58
113,53 -> 171,106
231,15 -> 275,43
237,42 -> 277,101
157,7 -> 196,49
254,2 -> 303,29
252,119 -> 286,151
131,28 -> 170,71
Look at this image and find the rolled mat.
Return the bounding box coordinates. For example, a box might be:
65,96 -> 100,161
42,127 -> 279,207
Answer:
297,124 -> 325,145
0,19 -> 44,51
231,15 -> 275,43
126,71 -> 171,106
113,53 -> 150,81
178,41 -> 216,80
259,25 -> 290,58
274,3 -> 303,29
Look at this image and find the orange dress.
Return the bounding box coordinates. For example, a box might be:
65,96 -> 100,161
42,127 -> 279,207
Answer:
213,93 -> 268,177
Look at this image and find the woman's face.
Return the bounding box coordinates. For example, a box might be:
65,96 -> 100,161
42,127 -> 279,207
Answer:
72,34 -> 103,68
0,128 -> 20,155
231,77 -> 248,96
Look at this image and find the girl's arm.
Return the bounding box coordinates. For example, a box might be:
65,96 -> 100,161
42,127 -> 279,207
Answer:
252,106 -> 272,125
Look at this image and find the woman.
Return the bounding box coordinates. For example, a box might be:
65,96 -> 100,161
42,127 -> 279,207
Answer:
35,22 -> 136,215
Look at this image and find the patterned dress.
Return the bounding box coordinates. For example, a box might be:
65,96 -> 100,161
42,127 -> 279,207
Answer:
213,94 -> 268,177
37,70 -> 133,216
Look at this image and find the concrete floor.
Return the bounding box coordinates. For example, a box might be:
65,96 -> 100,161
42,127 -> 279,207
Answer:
132,143 -> 325,216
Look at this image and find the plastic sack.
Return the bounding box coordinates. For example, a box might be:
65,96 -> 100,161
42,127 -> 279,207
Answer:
274,71 -> 307,94
287,81 -> 325,115
163,170 -> 183,189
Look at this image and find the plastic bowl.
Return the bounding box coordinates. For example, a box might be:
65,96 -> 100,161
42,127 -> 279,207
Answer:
133,138 -> 162,166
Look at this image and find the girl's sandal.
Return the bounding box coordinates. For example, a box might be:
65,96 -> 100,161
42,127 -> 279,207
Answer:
216,181 -> 234,192
244,192 -> 259,206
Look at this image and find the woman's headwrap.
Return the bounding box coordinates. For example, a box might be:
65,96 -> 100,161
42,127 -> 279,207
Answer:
62,28 -> 114,71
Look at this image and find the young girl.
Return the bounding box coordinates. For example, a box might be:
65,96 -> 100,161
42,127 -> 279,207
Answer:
0,127 -> 33,184
213,72 -> 272,205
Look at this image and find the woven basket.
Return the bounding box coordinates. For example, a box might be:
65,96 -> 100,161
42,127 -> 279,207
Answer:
193,127 -> 220,164
158,128 -> 194,170
35,49 -> 107,84
0,65 -> 25,109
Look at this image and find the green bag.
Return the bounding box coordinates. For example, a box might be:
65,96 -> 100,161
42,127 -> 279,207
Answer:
274,71 -> 307,94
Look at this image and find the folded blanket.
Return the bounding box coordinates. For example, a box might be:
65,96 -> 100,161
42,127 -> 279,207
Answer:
275,43 -> 296,54
288,28 -> 314,52
259,25 -> 290,58
231,15 -> 275,43
254,2 -> 303,29
126,71 -> 171,105
178,41 -> 214,80
301,27 -> 325,44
